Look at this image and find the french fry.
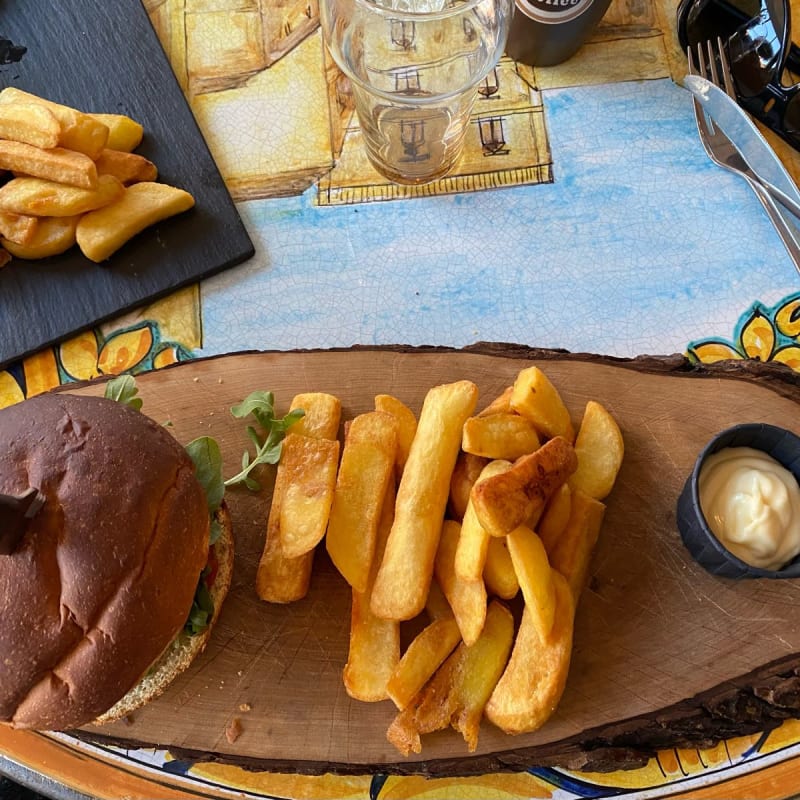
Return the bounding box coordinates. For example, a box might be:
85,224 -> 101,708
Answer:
478,386 -> 513,416
0,212 -> 37,246
448,450 -> 488,521
483,536 -> 519,600
95,149 -> 158,185
387,600 -> 514,755
0,87 -> 109,158
76,182 -> 194,262
435,519 -> 487,646
0,175 -> 124,217
278,433 -> 340,559
569,400 -> 624,500
0,102 -> 60,149
470,436 -> 578,538
537,483 -> 572,556
424,576 -> 454,621
343,481 -> 400,702
371,380 -> 478,621
462,413 -> 541,461
326,411 -> 398,592
0,141 -> 97,190
256,393 -> 341,603
485,570 -> 575,734
510,366 -> 575,442
506,525 -> 556,639
455,459 -> 511,582
1,215 -> 80,260
88,113 -> 144,152
374,394 -> 417,479
549,488 -> 606,602
386,616 -> 461,710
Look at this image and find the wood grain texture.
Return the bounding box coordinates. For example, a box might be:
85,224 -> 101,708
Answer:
57,345 -> 800,776
0,0 -> 253,369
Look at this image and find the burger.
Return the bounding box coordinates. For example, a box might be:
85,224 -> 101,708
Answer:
0,388 -> 233,730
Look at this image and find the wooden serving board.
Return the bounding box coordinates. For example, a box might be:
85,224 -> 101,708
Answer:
64,346 -> 800,777
0,0 -> 254,369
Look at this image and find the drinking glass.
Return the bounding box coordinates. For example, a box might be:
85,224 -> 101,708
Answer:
320,0 -> 514,185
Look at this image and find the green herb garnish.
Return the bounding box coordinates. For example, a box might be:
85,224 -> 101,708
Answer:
186,566 -> 215,636
185,436 -> 225,545
103,374 -> 142,410
224,391 -> 304,491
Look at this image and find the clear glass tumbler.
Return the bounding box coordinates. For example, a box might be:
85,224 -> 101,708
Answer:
320,0 -> 514,185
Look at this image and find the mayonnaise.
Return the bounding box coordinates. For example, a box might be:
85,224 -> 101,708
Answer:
698,446 -> 800,571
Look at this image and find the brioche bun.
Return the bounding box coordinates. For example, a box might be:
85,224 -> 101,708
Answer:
0,392 -> 229,730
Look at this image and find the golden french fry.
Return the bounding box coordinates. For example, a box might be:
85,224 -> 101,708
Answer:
0,102 -> 60,149
374,393 -> 417,478
537,483 -> 572,557
326,411 -> 398,592
424,575 -> 453,621
435,519 -> 487,646
549,488 -> 606,602
455,459 -> 511,582
483,536 -> 519,600
510,366 -> 575,442
485,570 -> 574,735
569,400 -> 624,500
1,215 -> 79,259
343,481 -> 400,702
0,141 -> 97,190
386,616 -> 461,711
450,600 -> 514,751
95,149 -> 158,185
470,436 -> 578,538
0,174 -> 123,217
76,182 -> 194,262
371,380 -> 478,621
88,113 -> 144,152
0,212 -> 37,245
278,433 -> 340,559
506,525 -> 556,639
0,88 -> 109,158
448,450 -> 489,522
256,393 -> 341,603
478,386 -> 513,416
462,413 -> 541,461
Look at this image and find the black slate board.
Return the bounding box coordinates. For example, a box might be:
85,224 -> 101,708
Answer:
0,0 -> 254,370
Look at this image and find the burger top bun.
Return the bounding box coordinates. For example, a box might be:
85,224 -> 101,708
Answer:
0,392 -> 210,730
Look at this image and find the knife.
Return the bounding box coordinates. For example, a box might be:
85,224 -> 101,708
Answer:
684,75 -> 800,222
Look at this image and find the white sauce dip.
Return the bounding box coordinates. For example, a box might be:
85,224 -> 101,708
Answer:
698,446 -> 800,571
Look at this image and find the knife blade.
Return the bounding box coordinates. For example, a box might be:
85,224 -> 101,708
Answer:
684,74 -> 800,218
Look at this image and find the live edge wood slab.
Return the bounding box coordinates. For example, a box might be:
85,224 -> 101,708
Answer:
59,345 -> 800,777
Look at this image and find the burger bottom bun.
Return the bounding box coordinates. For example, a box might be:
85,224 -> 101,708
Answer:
95,502 -> 234,725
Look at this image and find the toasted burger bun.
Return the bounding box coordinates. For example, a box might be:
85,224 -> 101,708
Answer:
96,502 -> 234,724
0,392 -> 216,730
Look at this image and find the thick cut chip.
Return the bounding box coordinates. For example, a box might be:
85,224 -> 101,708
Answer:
76,182 -> 194,262
470,436 -> 578,538
455,459 -> 511,582
483,536 -> 519,600
485,571 -> 575,734
569,400 -> 624,500
506,525 -> 556,639
462,413 -> 541,461
374,394 -> 417,478
88,113 -> 144,152
326,411 -> 398,592
343,482 -> 400,702
0,175 -> 123,217
435,519 -> 487,646
371,380 -> 478,620
289,392 -> 341,440
0,141 -> 97,190
537,483 -> 572,557
386,616 -> 461,711
1,215 -> 79,259
448,450 -> 489,522
0,103 -> 60,149
478,386 -> 513,416
424,576 -> 454,621
278,433 -> 340,559
549,488 -> 606,602
95,149 -> 158,185
0,212 -> 37,246
510,366 -> 575,441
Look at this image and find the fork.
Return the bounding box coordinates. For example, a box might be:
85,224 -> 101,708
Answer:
688,39 -> 800,271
